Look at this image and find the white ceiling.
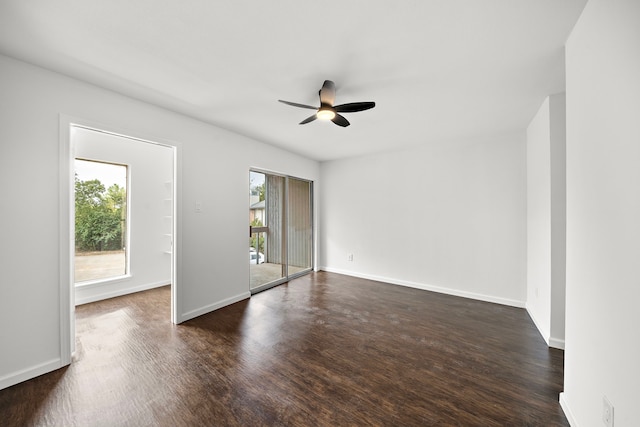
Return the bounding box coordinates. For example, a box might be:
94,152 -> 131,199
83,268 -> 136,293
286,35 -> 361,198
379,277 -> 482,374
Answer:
0,0 -> 586,161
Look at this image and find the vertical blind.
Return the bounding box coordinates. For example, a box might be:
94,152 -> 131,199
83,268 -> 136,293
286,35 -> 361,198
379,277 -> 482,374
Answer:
287,177 -> 312,269
265,175 -> 312,269
266,175 -> 285,264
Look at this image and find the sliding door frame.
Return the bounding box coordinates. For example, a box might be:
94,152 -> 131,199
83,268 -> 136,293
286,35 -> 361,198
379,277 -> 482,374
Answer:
249,168 -> 313,294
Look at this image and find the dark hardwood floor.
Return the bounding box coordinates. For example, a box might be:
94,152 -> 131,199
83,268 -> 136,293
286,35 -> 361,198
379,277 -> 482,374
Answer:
0,272 -> 568,426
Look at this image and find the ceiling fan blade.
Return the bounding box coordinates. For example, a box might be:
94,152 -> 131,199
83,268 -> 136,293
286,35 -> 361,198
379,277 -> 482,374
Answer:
299,114 -> 318,125
334,102 -> 376,113
279,100 -> 318,110
319,80 -> 336,106
331,114 -> 350,127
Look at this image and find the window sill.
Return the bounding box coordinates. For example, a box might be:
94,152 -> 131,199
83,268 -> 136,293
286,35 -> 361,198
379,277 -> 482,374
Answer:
75,274 -> 132,289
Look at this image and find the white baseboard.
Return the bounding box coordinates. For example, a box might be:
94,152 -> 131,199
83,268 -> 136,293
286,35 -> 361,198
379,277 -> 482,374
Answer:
559,392 -> 578,426
319,267 -> 525,308
0,358 -> 63,391
75,280 -> 170,305
549,337 -> 565,350
178,291 -> 250,323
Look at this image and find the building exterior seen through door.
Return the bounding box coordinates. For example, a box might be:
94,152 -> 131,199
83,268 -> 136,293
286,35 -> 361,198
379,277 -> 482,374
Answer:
249,170 -> 313,292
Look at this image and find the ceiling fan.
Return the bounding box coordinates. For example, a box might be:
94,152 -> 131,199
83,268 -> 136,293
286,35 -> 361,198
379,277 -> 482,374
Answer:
278,80 -> 375,127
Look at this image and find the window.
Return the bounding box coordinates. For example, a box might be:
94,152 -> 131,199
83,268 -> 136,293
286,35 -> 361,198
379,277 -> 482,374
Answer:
74,159 -> 128,283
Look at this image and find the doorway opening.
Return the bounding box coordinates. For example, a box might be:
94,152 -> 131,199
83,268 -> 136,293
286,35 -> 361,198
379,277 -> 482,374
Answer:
60,119 -> 179,364
249,170 -> 313,293
72,126 -> 174,308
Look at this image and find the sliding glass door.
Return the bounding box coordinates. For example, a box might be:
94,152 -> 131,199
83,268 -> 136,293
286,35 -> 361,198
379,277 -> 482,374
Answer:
249,172 -> 285,289
249,170 -> 312,293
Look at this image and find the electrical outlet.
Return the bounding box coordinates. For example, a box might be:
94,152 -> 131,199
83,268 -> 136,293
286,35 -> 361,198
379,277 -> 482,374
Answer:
603,396 -> 614,427
347,253 -> 353,262
535,287 -> 539,297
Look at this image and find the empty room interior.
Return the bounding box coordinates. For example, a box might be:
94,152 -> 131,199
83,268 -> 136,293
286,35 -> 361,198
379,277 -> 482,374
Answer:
0,1 -> 638,426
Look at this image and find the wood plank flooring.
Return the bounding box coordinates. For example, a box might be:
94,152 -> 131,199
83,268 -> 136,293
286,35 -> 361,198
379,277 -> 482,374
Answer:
0,272 -> 568,426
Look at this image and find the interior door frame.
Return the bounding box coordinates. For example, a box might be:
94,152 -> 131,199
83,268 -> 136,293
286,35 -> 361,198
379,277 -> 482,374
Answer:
59,115 -> 181,365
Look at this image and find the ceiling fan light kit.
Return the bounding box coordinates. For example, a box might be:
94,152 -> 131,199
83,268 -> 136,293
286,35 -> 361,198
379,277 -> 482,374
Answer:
316,108 -> 336,121
279,80 -> 375,127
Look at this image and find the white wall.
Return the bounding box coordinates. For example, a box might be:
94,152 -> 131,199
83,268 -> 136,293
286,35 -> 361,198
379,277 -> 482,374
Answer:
320,132 -> 527,306
527,97 -> 552,339
561,0 -> 640,425
74,127 -> 173,305
549,94 -> 567,349
0,54 -> 319,390
526,93 -> 566,349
